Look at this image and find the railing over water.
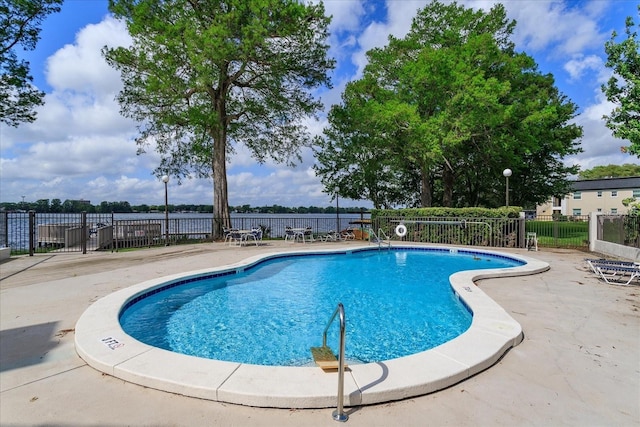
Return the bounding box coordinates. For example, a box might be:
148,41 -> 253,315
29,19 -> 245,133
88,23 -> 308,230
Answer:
0,212 -> 370,254
2,211 -> 622,255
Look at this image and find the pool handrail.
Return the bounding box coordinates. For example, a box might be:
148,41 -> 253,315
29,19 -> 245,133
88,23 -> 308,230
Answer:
322,303 -> 348,422
366,227 -> 391,249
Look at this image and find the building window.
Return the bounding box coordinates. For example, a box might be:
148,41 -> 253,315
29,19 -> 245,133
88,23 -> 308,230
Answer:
611,190 -> 617,197
597,191 -> 602,198
597,208 -> 602,212
573,191 -> 581,200
611,208 -> 617,214
572,208 -> 581,215
633,189 -> 640,198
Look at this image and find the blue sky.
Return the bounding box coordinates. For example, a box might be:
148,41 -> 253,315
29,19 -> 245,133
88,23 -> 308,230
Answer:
1,0 -> 638,208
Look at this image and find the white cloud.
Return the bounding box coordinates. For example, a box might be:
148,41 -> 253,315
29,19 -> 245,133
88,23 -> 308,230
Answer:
568,95 -> 635,171
507,1 -> 606,57
323,0 -> 366,34
46,16 -> 130,95
563,54 -> 606,82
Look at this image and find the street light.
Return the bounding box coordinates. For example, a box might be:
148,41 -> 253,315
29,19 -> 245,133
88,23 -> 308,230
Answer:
162,175 -> 169,245
503,168 -> 512,207
335,190 -> 340,233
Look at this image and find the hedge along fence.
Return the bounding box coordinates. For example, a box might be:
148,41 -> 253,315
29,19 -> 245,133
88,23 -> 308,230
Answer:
370,207 -> 525,248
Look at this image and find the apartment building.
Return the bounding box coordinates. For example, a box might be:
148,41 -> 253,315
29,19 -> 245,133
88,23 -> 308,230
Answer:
536,176 -> 640,217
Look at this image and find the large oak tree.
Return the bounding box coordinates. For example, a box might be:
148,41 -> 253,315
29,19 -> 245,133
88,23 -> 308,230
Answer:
104,0 -> 334,237
315,0 -> 581,209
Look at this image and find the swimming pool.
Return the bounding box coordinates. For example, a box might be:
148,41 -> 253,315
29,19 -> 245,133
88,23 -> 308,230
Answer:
119,249 -> 522,366
75,243 -> 549,408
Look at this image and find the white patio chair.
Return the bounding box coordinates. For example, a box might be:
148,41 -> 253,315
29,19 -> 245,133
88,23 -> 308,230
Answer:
243,228 -> 262,246
284,227 -> 296,242
303,227 -> 315,243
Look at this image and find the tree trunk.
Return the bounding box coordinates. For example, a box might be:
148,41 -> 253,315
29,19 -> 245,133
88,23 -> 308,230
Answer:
212,128 -> 231,240
442,166 -> 454,207
420,165 -> 432,207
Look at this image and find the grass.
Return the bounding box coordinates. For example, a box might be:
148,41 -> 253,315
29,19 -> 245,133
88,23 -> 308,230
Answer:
527,220 -> 589,247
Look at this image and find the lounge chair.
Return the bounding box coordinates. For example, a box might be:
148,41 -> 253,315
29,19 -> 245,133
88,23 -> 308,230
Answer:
586,259 -> 639,274
340,228 -> 355,240
593,264 -> 639,286
320,230 -> 340,242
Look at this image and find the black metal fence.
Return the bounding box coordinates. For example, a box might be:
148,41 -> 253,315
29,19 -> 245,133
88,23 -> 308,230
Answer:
371,216 -> 526,248
371,215 -> 593,250
1,211 -> 604,255
0,212 -> 367,254
524,215 -> 590,249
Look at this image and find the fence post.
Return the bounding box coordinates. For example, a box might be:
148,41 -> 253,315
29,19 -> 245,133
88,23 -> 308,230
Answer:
81,211 -> 87,254
29,211 -> 35,256
1,212 -> 7,248
589,212 -> 598,252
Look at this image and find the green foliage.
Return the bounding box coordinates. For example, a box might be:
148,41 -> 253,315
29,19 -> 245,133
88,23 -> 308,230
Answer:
372,206 -> 522,219
579,163 -> 640,179
315,0 -> 581,210
371,206 -> 523,246
0,0 -> 62,126
602,6 -> 640,157
104,0 -> 334,237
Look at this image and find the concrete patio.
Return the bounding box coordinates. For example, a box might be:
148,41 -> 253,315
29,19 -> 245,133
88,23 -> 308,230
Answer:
1,241 -> 638,426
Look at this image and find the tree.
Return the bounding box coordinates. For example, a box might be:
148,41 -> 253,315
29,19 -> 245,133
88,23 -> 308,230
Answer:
579,163 -> 640,179
315,0 -> 581,209
602,6 -> 640,157
104,0 -> 334,238
314,79 -> 421,209
0,0 -> 62,126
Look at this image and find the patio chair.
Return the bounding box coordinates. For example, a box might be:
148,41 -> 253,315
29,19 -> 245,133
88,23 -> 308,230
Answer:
243,228 -> 263,246
227,229 -> 244,246
223,227 -> 235,244
284,227 -> 297,242
593,264 -> 639,286
303,226 -> 315,243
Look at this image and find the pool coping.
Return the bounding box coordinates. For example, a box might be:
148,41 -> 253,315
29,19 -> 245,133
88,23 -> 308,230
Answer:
74,244 -> 549,408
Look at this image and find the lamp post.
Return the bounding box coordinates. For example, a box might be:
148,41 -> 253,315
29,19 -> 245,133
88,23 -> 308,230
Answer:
335,189 -> 340,233
162,175 -> 169,245
503,168 -> 512,207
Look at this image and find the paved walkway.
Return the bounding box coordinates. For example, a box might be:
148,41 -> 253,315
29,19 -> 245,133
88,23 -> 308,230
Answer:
1,242 -> 638,426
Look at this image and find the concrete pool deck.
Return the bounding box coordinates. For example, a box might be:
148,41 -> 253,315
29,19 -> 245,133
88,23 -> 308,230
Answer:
1,241 -> 639,426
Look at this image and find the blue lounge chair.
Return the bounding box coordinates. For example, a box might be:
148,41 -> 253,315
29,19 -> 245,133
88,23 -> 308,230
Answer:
592,263 -> 639,286
586,259 -> 639,274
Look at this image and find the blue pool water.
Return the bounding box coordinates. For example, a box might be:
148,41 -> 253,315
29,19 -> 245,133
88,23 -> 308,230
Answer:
120,248 -> 523,366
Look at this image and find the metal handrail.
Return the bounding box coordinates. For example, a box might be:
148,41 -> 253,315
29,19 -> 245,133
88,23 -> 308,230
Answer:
377,228 -> 391,248
323,303 -> 348,422
366,227 -> 391,249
